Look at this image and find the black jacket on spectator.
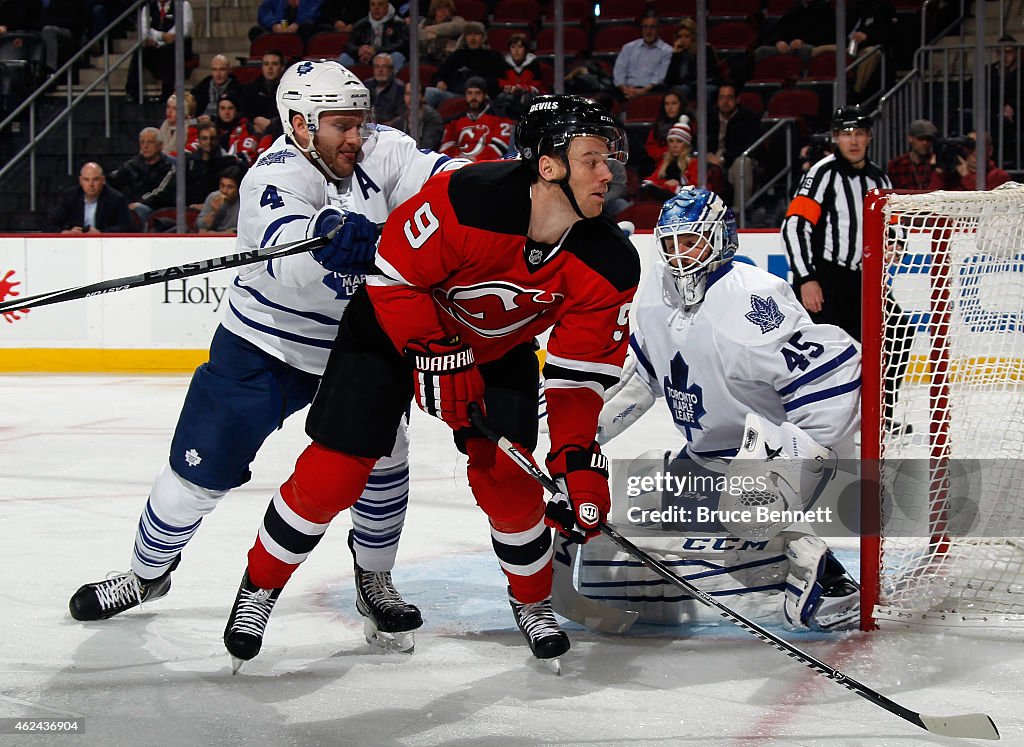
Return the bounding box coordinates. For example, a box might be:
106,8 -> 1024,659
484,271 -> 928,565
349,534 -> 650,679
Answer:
186,148 -> 244,205
664,44 -> 721,91
345,10 -> 409,58
433,47 -> 506,96
759,0 -> 835,48
365,77 -> 405,122
191,73 -> 242,120
706,105 -> 763,168
108,153 -> 176,209
240,76 -> 282,134
318,0 -> 367,29
48,184 -> 135,232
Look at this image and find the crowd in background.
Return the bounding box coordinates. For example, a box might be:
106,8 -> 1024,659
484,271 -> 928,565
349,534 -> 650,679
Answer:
0,0 -> 1017,233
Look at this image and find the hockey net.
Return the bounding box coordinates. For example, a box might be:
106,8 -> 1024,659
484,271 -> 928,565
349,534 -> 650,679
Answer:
861,183 -> 1024,633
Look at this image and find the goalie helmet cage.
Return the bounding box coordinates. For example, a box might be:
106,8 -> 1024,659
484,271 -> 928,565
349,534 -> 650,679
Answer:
860,183 -> 1024,633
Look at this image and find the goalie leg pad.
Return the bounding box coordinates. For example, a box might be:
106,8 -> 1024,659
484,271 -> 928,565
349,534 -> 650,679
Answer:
783,536 -> 859,631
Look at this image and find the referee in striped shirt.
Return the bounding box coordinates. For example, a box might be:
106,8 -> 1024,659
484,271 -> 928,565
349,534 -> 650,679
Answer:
782,105 -> 911,430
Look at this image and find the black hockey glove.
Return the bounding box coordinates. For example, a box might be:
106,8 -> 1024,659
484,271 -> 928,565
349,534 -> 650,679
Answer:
544,442 -> 610,543
406,336 -> 485,429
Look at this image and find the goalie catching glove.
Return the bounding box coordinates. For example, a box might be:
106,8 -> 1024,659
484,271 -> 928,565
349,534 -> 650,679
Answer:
308,207 -> 379,273
544,442 -> 610,543
406,336 -> 484,429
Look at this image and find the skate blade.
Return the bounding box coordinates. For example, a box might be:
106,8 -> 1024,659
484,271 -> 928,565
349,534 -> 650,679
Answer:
230,655 -> 245,675
363,619 -> 415,654
542,657 -> 562,676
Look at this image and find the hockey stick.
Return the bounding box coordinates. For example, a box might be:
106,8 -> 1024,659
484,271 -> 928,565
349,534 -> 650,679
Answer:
468,405 -> 1000,741
466,405 -> 638,633
0,232 -> 335,314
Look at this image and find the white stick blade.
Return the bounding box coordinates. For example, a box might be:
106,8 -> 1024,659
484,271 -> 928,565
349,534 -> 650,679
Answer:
919,713 -> 1000,740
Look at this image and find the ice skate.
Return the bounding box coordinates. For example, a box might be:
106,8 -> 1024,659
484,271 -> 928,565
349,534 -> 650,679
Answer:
349,531 -> 422,653
68,556 -> 179,621
223,571 -> 282,674
509,587 -> 570,675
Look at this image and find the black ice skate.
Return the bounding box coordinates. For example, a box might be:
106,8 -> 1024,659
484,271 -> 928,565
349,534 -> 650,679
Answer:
349,530 -> 422,653
223,571 -> 282,674
509,587 -> 570,675
68,555 -> 180,621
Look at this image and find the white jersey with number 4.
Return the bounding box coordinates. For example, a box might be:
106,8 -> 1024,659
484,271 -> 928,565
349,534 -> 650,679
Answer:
224,125 -> 465,374
627,260 -> 861,458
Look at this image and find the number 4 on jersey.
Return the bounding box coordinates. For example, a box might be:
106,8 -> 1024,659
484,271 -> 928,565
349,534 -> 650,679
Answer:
781,331 -> 824,371
260,185 -> 285,209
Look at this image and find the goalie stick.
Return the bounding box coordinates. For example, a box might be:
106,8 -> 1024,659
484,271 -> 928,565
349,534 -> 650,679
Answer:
467,405 -> 1000,742
0,223 -> 364,314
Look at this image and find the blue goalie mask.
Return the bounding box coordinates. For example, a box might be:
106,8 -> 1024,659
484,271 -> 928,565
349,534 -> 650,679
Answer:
654,187 -> 738,307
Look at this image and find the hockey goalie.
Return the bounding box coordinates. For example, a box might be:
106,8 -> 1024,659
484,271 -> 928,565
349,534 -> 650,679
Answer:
589,187 -> 862,631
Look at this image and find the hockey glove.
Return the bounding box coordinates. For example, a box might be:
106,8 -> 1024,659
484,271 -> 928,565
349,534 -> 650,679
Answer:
406,336 -> 485,429
544,442 -> 610,543
308,207 -> 378,273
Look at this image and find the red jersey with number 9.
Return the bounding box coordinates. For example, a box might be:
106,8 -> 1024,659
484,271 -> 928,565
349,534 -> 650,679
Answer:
366,159 -> 640,447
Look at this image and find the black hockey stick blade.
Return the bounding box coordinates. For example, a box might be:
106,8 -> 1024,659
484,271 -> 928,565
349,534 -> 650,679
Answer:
467,404 -> 639,634
598,525 -> 999,741
0,232 -> 333,314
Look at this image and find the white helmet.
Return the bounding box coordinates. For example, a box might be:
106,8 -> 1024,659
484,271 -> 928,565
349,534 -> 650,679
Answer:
276,60 -> 376,168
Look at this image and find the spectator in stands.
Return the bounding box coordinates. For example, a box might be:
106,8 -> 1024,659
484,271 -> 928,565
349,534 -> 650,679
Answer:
240,50 -> 285,139
494,32 -> 544,118
365,52 -> 405,122
250,0 -> 323,44
429,21 -> 508,103
439,75 -> 514,161
642,116 -> 698,198
645,88 -> 686,166
387,80 -> 444,150
214,93 -> 244,149
705,82 -> 762,210
318,0 -> 366,33
663,17 -> 721,105
192,54 -> 241,122
564,51 -> 617,99
844,0 -> 896,99
48,162 -> 134,234
613,11 -> 673,102
158,92 -> 199,156
887,118 -> 937,190
196,166 -> 243,234
38,0 -> 88,76
754,0 -> 835,66
340,0 -> 409,71
125,0 -> 194,101
418,0 -> 465,63
186,122 -> 243,207
929,132 -> 1011,191
89,0 -> 131,49
108,127 -> 176,227
990,34 -> 1021,170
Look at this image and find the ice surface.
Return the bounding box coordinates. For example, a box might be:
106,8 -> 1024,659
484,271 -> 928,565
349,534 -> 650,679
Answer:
0,374 -> 1020,746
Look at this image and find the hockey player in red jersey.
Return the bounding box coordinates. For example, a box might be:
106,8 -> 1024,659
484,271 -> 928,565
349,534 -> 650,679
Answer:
439,76 -> 516,162
224,94 -> 640,671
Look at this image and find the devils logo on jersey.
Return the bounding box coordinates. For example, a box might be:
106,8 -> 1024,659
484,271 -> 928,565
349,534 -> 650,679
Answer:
432,281 -> 564,337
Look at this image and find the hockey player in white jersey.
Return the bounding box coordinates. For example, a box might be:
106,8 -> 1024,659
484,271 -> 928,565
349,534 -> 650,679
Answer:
69,60 -> 466,652
595,187 -> 862,631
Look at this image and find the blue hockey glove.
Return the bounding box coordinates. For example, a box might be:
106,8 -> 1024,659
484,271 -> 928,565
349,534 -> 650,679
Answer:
308,207 -> 378,273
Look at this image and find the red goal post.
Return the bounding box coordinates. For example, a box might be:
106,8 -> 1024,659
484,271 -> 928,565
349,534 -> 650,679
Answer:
860,183 -> 1024,633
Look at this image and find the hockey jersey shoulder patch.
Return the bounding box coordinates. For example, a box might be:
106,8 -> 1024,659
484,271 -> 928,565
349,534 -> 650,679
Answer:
709,264 -> 803,346
562,216 -> 640,294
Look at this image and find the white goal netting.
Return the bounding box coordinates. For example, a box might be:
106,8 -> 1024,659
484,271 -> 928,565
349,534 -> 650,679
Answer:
870,183 -> 1024,630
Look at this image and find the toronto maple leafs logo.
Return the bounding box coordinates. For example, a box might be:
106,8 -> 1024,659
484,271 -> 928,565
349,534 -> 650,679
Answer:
745,294 -> 785,333
256,150 -> 297,168
184,448 -> 202,467
297,61 -> 314,75
663,353 -> 705,440
323,272 -> 366,299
